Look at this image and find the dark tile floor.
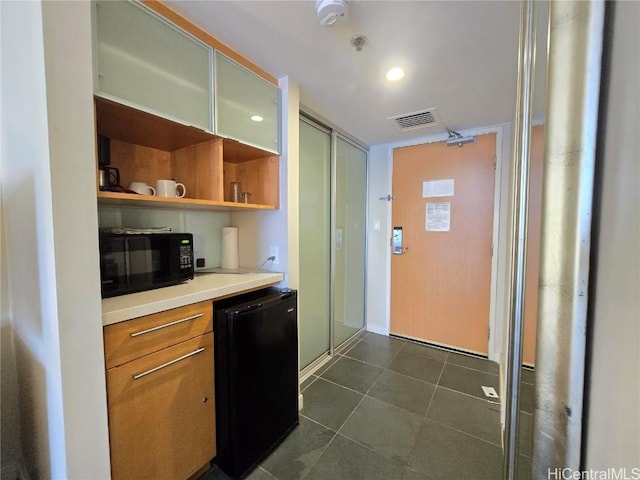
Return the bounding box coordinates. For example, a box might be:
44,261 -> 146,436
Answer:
202,332 -> 534,480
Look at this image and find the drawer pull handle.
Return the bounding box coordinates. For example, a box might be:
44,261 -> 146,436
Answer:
133,348 -> 205,380
130,313 -> 204,337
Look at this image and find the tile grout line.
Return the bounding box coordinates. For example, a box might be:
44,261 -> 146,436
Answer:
296,342 -> 368,479
255,465 -> 279,480
423,415 -> 504,449
313,374 -> 375,397
436,384 -> 502,406
324,349 -> 444,419
336,336 -> 362,357
298,399 -> 360,478
299,412 -> 338,433
298,354 -> 387,480
267,334 -> 514,480
301,335 -> 511,478
330,349 -> 389,440
341,348 -> 402,370
330,355 -> 425,471
335,429 -> 414,471
381,364 -> 443,388
300,374 -> 319,393
298,410 -> 415,473
297,426 -> 339,479
405,355 -> 448,469
423,373 -> 505,450
444,360 -> 501,377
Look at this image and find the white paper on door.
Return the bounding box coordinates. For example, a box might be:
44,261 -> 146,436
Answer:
422,179 -> 454,198
425,202 -> 451,232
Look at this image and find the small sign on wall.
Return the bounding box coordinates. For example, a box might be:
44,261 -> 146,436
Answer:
426,202 -> 451,232
423,179 -> 454,198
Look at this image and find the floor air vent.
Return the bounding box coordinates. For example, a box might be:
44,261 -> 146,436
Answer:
388,108 -> 441,132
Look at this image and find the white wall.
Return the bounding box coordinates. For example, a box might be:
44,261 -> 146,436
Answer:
1,2 -> 111,478
585,0 -> 640,469
0,192 -> 24,479
365,125 -> 513,363
366,145 -> 392,335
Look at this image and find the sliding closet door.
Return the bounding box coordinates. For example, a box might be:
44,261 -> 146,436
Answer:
299,120 -> 332,369
333,136 -> 367,345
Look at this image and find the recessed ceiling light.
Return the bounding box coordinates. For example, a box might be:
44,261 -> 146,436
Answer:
386,67 -> 405,82
251,115 -> 264,122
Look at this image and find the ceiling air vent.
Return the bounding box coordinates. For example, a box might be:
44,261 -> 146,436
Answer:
388,108 -> 441,132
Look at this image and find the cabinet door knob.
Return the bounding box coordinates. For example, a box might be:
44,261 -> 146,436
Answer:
202,397 -> 208,403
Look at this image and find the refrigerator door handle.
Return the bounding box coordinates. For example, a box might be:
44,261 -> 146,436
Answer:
280,289 -> 295,300
233,304 -> 261,315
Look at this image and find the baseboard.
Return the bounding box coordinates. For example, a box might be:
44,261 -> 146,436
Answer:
366,325 -> 389,336
1,461 -> 30,480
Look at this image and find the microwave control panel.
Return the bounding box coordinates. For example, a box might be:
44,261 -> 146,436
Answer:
180,242 -> 193,270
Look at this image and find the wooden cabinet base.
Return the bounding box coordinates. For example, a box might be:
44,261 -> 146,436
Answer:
107,333 -> 216,480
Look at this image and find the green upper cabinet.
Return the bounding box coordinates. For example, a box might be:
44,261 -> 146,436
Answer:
214,52 -> 280,154
94,1 -> 212,131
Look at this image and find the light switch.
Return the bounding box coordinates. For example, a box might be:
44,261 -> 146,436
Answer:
373,220 -> 381,232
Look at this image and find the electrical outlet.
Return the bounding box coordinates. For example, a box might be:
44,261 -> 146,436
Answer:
270,246 -> 279,264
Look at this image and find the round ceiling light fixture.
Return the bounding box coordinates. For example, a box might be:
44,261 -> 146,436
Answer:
250,115 -> 264,122
385,67 -> 405,82
315,0 -> 348,27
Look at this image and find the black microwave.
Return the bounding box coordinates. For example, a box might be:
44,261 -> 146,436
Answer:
99,232 -> 194,298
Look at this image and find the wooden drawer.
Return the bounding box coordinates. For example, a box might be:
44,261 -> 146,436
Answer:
104,300 -> 212,369
107,332 -> 215,480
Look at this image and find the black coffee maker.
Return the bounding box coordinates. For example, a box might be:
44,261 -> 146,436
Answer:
97,135 -> 120,191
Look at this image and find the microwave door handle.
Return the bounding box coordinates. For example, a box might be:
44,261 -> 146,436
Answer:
124,238 -> 131,280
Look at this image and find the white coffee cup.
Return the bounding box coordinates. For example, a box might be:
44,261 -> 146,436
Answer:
128,181 -> 156,196
156,179 -> 186,198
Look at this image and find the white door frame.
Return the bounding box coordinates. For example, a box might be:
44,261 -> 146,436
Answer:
383,123 -> 508,361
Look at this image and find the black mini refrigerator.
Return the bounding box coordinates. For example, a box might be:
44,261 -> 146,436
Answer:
213,287 -> 299,479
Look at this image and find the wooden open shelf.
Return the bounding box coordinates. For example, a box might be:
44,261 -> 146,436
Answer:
95,96 -> 279,211
97,191 -> 276,211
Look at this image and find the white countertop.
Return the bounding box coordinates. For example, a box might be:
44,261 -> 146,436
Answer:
101,272 -> 285,326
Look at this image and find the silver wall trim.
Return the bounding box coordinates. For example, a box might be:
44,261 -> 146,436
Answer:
533,0 -> 605,475
329,130 -> 338,357
503,1 -> 537,478
300,113 -> 331,134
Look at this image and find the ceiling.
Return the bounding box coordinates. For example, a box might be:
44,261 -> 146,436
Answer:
166,0 -> 549,147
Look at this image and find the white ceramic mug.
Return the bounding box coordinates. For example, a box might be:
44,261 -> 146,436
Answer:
128,181 -> 156,196
156,179 -> 186,198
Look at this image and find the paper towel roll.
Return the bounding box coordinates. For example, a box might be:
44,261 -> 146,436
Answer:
221,227 -> 239,269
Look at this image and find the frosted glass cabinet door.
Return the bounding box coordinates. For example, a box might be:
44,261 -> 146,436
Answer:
215,52 -> 280,153
95,1 -> 211,130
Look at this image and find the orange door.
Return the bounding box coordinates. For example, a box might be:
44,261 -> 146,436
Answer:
522,125 -> 545,365
390,133 -> 496,354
